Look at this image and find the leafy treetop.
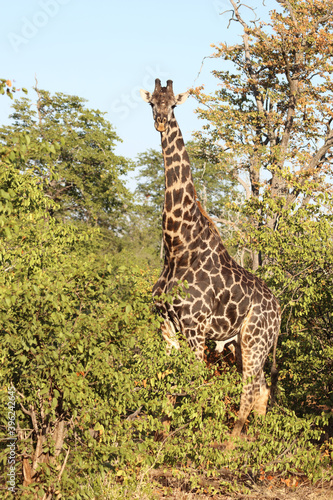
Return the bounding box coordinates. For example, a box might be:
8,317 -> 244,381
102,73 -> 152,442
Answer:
0,88 -> 133,231
193,0 -> 333,234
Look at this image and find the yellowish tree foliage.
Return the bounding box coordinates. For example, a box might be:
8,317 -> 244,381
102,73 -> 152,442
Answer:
193,0 -> 333,268
0,79 -> 27,99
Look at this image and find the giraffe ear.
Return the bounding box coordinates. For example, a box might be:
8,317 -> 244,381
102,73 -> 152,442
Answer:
175,92 -> 189,105
140,89 -> 152,103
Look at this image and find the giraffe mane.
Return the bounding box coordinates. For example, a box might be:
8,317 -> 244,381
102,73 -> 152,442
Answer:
193,188 -> 221,237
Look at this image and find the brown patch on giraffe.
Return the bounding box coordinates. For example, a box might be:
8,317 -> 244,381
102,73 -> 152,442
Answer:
166,169 -> 174,188
182,150 -> 190,162
165,191 -> 172,212
238,295 -> 250,315
189,285 -> 203,299
181,221 -> 191,235
165,145 -> 175,155
181,164 -> 190,183
177,252 -> 189,267
176,138 -> 183,150
183,210 -> 192,221
166,166 -> 180,187
226,302 -> 237,324
171,235 -> 184,251
167,217 -> 181,233
203,257 -> 214,271
173,187 -> 184,205
191,299 -> 203,313
183,194 -> 192,207
165,155 -> 173,167
185,183 -> 194,195
169,131 -> 177,143
230,283 -> 244,302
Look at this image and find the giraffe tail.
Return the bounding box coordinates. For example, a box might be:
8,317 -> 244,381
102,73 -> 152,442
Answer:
269,334 -> 279,409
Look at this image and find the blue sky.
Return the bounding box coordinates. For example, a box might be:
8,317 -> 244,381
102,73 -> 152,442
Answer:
1,0 -> 273,185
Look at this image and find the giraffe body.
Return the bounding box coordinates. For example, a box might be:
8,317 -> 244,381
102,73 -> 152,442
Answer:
140,79 -> 280,437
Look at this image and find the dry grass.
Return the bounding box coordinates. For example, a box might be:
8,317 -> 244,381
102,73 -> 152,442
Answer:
148,485 -> 333,500
147,468 -> 333,500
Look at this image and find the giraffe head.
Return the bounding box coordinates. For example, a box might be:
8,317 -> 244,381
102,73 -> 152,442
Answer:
140,79 -> 188,132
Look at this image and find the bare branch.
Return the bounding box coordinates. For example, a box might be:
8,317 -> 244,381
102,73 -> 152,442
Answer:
277,0 -> 298,26
20,403 -> 32,417
20,404 -> 40,435
126,406 -> 143,421
229,0 -> 251,31
229,0 -> 265,115
233,172 -> 251,199
57,446 -> 70,481
303,131 -> 333,179
194,55 -> 214,84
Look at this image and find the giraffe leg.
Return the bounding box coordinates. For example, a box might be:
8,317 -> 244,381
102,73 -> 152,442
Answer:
231,313 -> 273,437
233,339 -> 243,372
162,320 -> 205,360
161,319 -> 180,354
155,319 -> 180,441
184,327 -> 205,361
232,359 -> 272,437
231,370 -> 270,440
253,371 -> 270,416
231,374 -> 256,437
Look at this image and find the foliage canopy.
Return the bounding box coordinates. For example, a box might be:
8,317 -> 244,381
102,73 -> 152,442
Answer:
0,88 -> 133,230
0,2 -> 333,496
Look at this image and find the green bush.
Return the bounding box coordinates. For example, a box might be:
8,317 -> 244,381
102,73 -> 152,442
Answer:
0,112 -> 331,500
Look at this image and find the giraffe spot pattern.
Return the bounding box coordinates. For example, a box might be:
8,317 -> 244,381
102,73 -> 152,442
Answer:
172,188 -> 183,205
145,79 -> 281,437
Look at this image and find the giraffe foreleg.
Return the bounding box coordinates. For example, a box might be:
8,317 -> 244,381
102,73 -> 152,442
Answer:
161,318 -> 180,354
161,320 -> 206,360
182,326 -> 206,361
155,318 -> 179,440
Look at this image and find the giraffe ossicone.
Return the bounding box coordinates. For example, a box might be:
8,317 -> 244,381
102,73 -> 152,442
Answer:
140,78 -> 281,438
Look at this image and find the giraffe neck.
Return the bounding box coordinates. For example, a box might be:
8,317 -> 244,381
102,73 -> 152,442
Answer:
160,114 -> 203,254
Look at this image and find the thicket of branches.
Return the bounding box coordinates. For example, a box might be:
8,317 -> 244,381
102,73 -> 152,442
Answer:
0,1 -> 332,497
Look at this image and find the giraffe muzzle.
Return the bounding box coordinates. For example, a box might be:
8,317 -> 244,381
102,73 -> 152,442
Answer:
155,116 -> 167,132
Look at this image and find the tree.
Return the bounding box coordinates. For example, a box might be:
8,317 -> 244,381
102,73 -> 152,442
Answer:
253,202 -> 333,411
0,84 -> 331,499
192,0 -> 333,415
0,88 -> 133,231
0,130 -> 157,496
193,0 -> 333,269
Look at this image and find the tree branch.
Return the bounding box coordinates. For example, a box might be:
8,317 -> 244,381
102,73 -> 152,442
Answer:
229,0 -> 265,115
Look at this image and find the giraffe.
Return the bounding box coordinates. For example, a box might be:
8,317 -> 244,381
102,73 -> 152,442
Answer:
140,79 -> 281,437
